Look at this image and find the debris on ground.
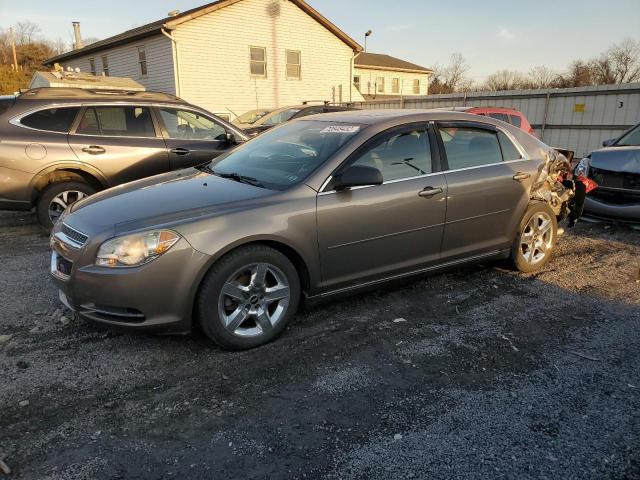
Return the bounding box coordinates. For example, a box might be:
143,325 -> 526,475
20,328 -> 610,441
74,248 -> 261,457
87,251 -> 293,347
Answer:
0,456 -> 11,475
569,351 -> 602,362
0,335 -> 12,345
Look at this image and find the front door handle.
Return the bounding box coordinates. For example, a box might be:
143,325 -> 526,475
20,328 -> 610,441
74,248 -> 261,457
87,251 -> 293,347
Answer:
170,147 -> 191,156
418,186 -> 443,198
81,145 -> 105,155
513,172 -> 531,181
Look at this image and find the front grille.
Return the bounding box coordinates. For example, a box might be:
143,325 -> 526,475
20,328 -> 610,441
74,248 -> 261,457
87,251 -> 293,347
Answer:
590,189 -> 640,205
61,223 -> 89,246
590,167 -> 640,191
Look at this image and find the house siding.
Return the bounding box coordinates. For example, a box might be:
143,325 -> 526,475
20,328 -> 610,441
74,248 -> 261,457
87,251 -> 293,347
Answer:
60,35 -> 177,94
173,0 -> 363,118
354,67 -> 430,97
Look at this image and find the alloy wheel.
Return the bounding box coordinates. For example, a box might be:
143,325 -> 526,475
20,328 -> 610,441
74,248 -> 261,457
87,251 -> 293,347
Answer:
218,263 -> 291,338
48,190 -> 87,223
520,212 -> 554,265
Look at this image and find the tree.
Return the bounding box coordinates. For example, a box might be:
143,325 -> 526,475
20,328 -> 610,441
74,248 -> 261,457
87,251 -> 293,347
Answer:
429,53 -> 470,94
14,21 -> 41,45
593,38 -> 640,84
526,65 -> 558,89
483,70 -> 526,91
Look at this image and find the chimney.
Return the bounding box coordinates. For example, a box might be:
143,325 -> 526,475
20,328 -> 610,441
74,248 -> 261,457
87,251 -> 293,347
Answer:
72,22 -> 84,49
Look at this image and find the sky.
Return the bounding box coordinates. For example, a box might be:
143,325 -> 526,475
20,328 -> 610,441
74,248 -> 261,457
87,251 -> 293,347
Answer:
1,0 -> 639,81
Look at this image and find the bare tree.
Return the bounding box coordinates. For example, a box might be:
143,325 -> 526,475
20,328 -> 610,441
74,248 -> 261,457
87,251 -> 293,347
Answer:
483,70 -> 526,91
429,53 -> 470,93
599,38 -> 640,83
49,37 -> 69,55
556,60 -> 594,88
14,21 -> 41,45
526,65 -> 558,89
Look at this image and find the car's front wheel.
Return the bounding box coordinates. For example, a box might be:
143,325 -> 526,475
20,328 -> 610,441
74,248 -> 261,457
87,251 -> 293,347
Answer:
196,245 -> 301,350
37,181 -> 96,230
511,202 -> 558,273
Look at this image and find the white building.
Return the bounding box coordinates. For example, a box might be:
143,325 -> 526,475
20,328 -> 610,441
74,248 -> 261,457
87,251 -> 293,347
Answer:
353,52 -> 433,101
45,0 -> 366,120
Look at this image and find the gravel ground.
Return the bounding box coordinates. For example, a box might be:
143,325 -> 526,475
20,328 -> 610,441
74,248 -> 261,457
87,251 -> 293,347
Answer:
0,210 -> 639,479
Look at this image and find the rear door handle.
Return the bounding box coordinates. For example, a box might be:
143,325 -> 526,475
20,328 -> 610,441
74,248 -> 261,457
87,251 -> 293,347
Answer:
513,172 -> 531,181
81,145 -> 105,155
418,186 -> 443,198
170,147 -> 191,156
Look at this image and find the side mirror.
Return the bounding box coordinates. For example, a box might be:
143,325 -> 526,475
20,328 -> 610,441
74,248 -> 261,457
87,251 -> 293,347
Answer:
334,165 -> 383,190
602,138 -> 615,147
224,132 -> 236,144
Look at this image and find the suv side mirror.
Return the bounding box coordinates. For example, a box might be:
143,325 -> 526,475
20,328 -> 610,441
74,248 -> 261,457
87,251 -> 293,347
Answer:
334,165 -> 383,190
602,138 -> 615,147
224,132 -> 236,145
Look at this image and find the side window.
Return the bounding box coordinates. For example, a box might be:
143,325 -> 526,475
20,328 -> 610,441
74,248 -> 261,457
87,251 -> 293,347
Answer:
497,130 -> 523,160
439,126 -> 503,170
21,107 -> 80,133
77,106 -> 155,137
509,115 -> 522,128
351,128 -> 432,182
159,108 -> 227,141
488,113 -> 509,123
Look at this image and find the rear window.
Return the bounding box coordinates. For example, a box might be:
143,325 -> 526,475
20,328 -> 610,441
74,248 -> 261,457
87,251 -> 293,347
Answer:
488,113 -> 509,123
20,107 -> 80,133
439,126 -> 503,169
498,131 -> 523,160
76,106 -> 155,137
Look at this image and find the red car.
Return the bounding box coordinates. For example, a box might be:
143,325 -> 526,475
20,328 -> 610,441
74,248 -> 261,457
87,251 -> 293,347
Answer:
446,106 -> 537,137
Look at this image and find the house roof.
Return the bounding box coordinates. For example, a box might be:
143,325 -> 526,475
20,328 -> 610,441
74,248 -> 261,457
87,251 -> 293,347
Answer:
354,52 -> 432,74
44,0 -> 362,65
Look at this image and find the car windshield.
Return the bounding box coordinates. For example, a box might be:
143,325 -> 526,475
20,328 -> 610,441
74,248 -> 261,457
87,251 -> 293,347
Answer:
260,108 -> 302,126
210,120 -> 362,190
615,124 -> 640,146
235,109 -> 271,125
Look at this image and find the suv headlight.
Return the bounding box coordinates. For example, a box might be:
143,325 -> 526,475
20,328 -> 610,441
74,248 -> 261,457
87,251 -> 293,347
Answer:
96,230 -> 180,268
575,157 -> 590,178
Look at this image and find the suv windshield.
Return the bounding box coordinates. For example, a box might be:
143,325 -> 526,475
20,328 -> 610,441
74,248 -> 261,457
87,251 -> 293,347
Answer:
235,109 -> 272,125
260,108 -> 302,126
210,120 -> 362,190
615,124 -> 640,146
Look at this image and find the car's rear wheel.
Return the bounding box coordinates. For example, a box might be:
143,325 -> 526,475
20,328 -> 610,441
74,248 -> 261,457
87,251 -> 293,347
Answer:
197,245 -> 301,350
37,181 -> 96,230
511,202 -> 558,273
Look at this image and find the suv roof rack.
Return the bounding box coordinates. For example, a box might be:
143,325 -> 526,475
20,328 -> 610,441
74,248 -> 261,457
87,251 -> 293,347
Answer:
18,87 -> 183,102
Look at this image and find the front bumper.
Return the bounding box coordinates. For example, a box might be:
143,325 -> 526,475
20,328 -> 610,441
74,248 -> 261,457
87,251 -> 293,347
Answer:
50,225 -> 211,333
584,192 -> 640,224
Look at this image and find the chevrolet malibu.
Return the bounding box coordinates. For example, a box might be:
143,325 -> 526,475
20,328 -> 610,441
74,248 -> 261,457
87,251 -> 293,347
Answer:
50,110 -> 579,350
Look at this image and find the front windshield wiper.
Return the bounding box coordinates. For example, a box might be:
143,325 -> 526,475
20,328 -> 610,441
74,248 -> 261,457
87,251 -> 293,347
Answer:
211,170 -> 265,188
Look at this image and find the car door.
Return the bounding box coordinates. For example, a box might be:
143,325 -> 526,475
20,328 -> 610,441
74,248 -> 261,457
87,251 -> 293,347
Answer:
436,121 -> 539,260
67,105 -> 169,186
156,107 -> 238,170
317,123 -> 447,291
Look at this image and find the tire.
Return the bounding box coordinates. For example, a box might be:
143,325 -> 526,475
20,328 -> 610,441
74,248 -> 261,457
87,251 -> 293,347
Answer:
511,202 -> 558,273
36,181 -> 96,230
196,245 -> 301,350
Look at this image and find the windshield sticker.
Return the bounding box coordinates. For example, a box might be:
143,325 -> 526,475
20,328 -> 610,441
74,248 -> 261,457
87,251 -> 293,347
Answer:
321,125 -> 360,134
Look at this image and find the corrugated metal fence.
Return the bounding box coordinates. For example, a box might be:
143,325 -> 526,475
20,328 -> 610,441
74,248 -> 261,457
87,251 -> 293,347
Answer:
348,83 -> 640,158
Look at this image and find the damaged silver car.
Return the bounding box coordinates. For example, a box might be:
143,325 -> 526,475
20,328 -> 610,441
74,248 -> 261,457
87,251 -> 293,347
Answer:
576,122 -> 640,225
50,110 -> 582,349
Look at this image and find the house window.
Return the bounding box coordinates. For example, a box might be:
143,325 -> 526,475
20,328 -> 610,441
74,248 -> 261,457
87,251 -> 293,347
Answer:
286,50 -> 301,79
413,79 -> 421,94
101,55 -> 109,76
138,47 -> 147,77
89,58 -> 96,75
353,75 -> 361,91
250,46 -> 266,77
392,78 -> 400,94
377,76 -> 385,93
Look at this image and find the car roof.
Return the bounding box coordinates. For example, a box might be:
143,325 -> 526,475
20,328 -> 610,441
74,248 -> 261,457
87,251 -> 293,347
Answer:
15,87 -> 185,105
297,109 -> 513,126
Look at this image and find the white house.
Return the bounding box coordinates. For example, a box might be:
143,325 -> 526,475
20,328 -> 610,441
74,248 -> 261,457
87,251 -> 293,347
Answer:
45,0 -> 366,120
353,52 -> 433,101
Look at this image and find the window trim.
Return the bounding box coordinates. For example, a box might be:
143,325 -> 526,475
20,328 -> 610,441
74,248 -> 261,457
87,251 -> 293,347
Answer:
320,122 -> 441,194
434,121 -> 528,172
353,75 -> 361,92
285,49 -> 301,80
392,77 -> 400,94
101,55 -> 109,76
376,76 -> 385,93
10,106 -> 82,134
137,46 -> 148,78
89,58 -> 96,75
249,46 -> 267,78
413,78 -> 421,94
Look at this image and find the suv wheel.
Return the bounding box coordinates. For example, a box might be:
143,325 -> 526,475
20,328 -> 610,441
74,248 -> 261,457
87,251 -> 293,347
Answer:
196,245 -> 301,350
37,181 -> 96,230
511,202 -> 558,273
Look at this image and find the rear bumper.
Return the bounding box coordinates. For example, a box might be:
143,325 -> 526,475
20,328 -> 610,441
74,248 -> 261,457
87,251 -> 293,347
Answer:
50,234 -> 211,334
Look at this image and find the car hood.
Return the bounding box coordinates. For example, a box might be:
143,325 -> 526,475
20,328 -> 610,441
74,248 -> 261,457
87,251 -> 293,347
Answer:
590,146 -> 640,174
65,168 -> 273,236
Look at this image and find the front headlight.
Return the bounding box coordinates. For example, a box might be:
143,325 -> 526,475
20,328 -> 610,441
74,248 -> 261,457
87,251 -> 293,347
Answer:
96,230 -> 180,268
575,157 -> 590,178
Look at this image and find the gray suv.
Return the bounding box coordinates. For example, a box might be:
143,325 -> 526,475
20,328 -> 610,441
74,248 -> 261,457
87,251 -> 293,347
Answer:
0,88 -> 247,228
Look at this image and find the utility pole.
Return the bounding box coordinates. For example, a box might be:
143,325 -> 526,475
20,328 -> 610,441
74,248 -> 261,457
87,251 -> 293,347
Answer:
9,27 -> 19,71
